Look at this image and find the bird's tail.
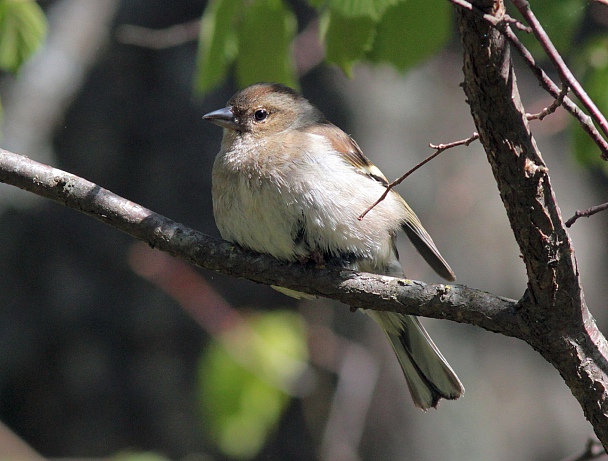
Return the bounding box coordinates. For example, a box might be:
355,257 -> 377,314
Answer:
366,310 -> 463,410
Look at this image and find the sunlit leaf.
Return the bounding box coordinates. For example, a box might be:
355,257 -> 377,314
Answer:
199,311 -> 308,460
367,0 -> 452,71
235,0 -> 298,89
573,37 -> 608,173
320,10 -> 376,77
0,0 -> 46,72
194,0 -> 241,95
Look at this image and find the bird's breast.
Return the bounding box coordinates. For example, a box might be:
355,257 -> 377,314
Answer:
211,137 -> 406,271
211,145 -> 304,261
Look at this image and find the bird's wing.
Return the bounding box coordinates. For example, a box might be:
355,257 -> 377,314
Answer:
304,123 -> 389,186
304,123 -> 455,281
399,200 -> 456,281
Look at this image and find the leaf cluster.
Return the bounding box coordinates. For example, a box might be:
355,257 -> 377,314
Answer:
194,0 -> 452,92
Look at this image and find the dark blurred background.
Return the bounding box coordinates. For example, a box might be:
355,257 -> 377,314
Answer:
0,0 -> 607,460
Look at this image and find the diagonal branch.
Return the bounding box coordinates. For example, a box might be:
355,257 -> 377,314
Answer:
358,132 -> 479,220
456,0 -> 608,450
500,22 -> 608,159
449,0 -> 608,159
511,0 -> 608,145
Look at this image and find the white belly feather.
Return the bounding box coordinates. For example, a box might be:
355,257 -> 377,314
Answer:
211,132 -> 405,273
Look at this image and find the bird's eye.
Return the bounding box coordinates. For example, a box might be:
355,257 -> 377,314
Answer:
254,109 -> 269,122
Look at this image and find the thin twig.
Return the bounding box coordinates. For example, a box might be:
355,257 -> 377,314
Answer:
565,201 -> 608,227
501,26 -> 608,159
527,83 -> 569,121
449,0 -> 608,160
294,19 -> 325,76
559,439 -> 606,461
358,132 -> 479,220
115,19 -> 201,49
511,0 -> 608,147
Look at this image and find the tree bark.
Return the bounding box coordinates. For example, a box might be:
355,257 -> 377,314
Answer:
456,0 -> 608,449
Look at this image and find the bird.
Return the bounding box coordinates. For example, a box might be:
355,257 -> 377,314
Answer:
203,82 -> 463,409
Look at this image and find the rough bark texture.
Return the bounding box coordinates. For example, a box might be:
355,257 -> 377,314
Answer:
456,0 -> 608,449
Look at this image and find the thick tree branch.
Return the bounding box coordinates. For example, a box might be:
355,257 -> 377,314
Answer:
0,148 -> 518,333
456,0 -> 608,451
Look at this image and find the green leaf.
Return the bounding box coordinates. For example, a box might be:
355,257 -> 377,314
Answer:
367,0 -> 452,71
0,0 -> 47,73
235,0 -> 298,90
572,37 -> 608,173
510,0 -> 585,57
327,0 -> 402,21
320,10 -> 376,76
194,0 -> 241,95
198,311 -> 308,460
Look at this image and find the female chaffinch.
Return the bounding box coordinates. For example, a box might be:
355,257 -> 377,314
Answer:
204,82 -> 463,409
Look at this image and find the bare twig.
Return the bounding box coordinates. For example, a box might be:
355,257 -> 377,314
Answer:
357,132 -> 479,220
560,439 -> 606,461
294,19 -> 325,76
565,201 -> 608,227
448,0 -> 608,159
500,26 -> 608,158
429,132 -> 480,151
115,19 -> 200,49
510,0 -> 608,148
527,83 -> 568,121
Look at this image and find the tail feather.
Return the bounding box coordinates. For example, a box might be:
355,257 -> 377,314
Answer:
366,310 -> 463,409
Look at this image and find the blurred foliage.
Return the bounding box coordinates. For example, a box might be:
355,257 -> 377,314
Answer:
195,0 -> 451,92
195,0 -> 297,93
195,0 -> 241,95
194,0 -> 608,171
573,36 -> 608,173
366,0 -> 451,71
320,11 -> 376,77
0,0 -> 46,126
234,0 -> 297,89
508,0 -> 585,56
198,310 -> 308,460
327,0 -> 400,21
112,452 -> 171,461
0,0 -> 46,72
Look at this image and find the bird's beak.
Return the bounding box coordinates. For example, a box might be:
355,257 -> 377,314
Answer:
203,106 -> 239,130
